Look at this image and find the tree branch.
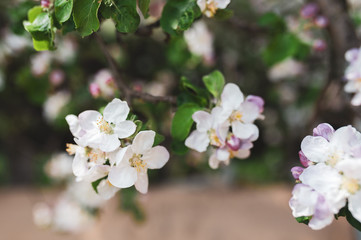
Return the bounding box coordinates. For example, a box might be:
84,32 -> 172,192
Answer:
94,33 -> 177,105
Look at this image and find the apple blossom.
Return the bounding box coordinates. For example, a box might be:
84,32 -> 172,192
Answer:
108,130 -> 169,194
75,98 -> 136,152
197,0 -> 231,17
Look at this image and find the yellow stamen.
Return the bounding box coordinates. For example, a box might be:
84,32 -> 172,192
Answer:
342,177 -> 360,194
206,2 -> 217,17
96,117 -> 113,134
66,143 -> 77,155
209,129 -> 222,147
230,110 -> 243,122
129,154 -> 147,172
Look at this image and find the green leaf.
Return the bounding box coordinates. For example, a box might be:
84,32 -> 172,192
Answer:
91,176 -> 107,194
28,6 -> 43,22
258,12 -> 286,33
171,139 -> 189,155
179,76 -> 209,107
55,0 -> 73,23
154,133 -> 165,146
160,0 -> 201,35
171,103 -> 202,141
73,0 -> 101,37
202,70 -> 225,98
138,0 -> 150,18
295,216 -> 311,225
111,0 -> 140,33
214,9 -> 233,20
346,207 -> 361,231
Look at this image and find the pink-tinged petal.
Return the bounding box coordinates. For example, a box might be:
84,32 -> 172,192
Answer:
345,48 -> 360,62
289,184 -> 318,217
216,147 -> 230,161
299,151 -> 311,167
143,146 -> 169,169
221,83 -> 244,111
351,93 -> 361,106
81,165 -> 110,182
103,98 -> 130,124
135,172 -> 149,194
98,134 -> 120,152
108,166 -> 137,188
246,95 -> 264,113
65,114 -> 82,138
78,110 -> 101,130
348,191 -> 361,222
192,111 -> 212,132
97,180 -> 119,200
300,136 -> 329,163
113,120 -> 136,139
132,131 -> 155,154
291,166 -> 304,180
214,0 -> 230,9
226,135 -> 242,151
232,122 -> 259,140
312,123 -> 334,141
185,130 -> 210,152
208,152 -> 220,169
72,151 -> 88,177
239,101 -> 260,123
332,126 -> 361,156
233,149 -> 250,159
308,195 -> 334,230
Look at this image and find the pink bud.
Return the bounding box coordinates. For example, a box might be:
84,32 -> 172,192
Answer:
291,166 -> 304,180
300,3 -> 319,19
313,39 -> 327,52
299,151 -> 311,167
41,0 -> 50,8
314,16 -> 329,28
49,69 -> 65,87
313,123 -> 334,141
226,135 -> 242,151
89,83 -> 101,98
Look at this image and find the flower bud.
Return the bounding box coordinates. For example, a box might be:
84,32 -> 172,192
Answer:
314,16 -> 328,28
246,95 -> 264,113
300,3 -> 319,19
299,151 -> 311,167
89,83 -> 101,98
226,135 -> 242,151
313,123 -> 334,141
49,69 -> 65,87
41,0 -> 50,8
291,166 -> 304,180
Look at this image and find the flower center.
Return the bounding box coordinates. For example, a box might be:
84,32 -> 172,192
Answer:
97,117 -> 114,134
129,154 -> 146,172
209,129 -> 222,147
86,148 -> 106,164
230,110 -> 243,122
342,177 -> 360,195
326,150 -> 344,167
205,1 -> 217,16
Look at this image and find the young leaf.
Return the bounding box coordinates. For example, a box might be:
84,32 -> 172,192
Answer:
138,0 -> 150,18
160,0 -> 201,35
171,103 -> 202,141
202,70 -> 225,98
111,0 -> 140,33
55,0 -> 73,23
346,208 -> 361,231
73,0 -> 101,37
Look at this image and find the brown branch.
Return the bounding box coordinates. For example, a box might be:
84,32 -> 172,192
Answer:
94,33 -> 177,105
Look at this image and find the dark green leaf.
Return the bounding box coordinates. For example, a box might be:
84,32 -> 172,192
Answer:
171,103 -> 202,141
258,12 -> 286,33
346,207 -> 361,231
73,0 -> 101,37
171,139 -> 189,155
111,0 -> 140,33
160,0 -> 201,35
202,70 -> 225,98
138,0 -> 150,18
91,176 -> 107,194
295,216 -> 311,225
55,0 -> 73,23
154,133 -> 165,146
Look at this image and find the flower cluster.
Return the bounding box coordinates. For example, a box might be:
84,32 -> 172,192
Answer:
197,0 -> 230,18
290,123 -> 361,229
66,98 -> 170,197
344,47 -> 361,106
185,83 -> 264,169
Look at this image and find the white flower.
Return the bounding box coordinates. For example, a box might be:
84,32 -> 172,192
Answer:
45,153 -> 73,181
108,130 -> 169,194
208,145 -> 250,169
197,0 -> 230,17
220,83 -> 261,140
184,21 -> 214,63
76,98 -> 136,152
344,47 -> 361,106
185,107 -> 229,152
43,91 -> 71,122
89,69 -> 117,99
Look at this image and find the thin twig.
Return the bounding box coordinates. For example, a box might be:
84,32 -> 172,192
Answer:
94,33 -> 177,105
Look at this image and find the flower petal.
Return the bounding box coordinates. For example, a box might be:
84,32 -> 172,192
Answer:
113,120 -> 136,139
239,101 -> 260,123
300,136 -> 329,163
232,122 -> 259,140
108,165 -> 137,188
78,110 -> 101,130
81,165 -> 110,182
72,150 -> 88,177
312,123 -> 334,141
192,111 -> 212,132
143,146 -> 169,169
135,172 -> 149,194
97,180 -> 120,200
308,195 -> 334,230
98,134 -> 120,152
216,147 -> 230,161
233,149 -> 250,159
208,152 -> 220,169
103,98 -> 130,124
132,130 -> 155,154
185,130 -> 209,152
348,191 -> 361,222
289,184 -> 318,218
65,114 -> 82,138
221,83 -> 244,112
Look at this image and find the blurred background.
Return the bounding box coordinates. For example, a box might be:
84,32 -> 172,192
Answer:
0,0 -> 360,239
